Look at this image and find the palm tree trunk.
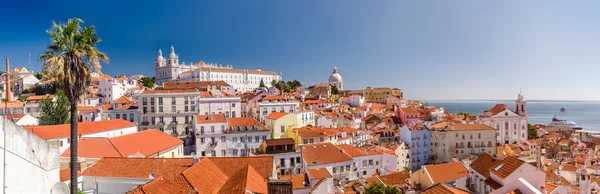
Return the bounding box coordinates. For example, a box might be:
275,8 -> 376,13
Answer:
69,100 -> 79,194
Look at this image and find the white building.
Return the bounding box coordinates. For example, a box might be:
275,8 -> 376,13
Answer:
477,92 -> 528,145
154,46 -> 282,92
77,106 -> 101,122
97,76 -> 137,104
23,119 -> 138,153
5,113 -> 38,126
101,96 -> 139,124
349,95 -> 364,107
467,154 -> 545,194
194,114 -> 270,157
197,90 -> 241,118
0,117 -> 60,193
24,94 -> 54,118
328,66 -> 343,90
256,95 -> 300,122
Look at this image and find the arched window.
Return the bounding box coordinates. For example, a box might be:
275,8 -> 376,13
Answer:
505,123 -> 508,130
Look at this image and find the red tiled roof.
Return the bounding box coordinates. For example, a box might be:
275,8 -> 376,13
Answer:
77,106 -> 98,111
420,183 -> 470,194
490,156 -> 525,179
60,168 -> 82,182
209,156 -> 274,179
226,117 -> 267,132
424,162 -> 468,184
280,174 -> 309,189
401,108 -> 419,115
61,129 -> 183,158
196,114 -> 227,124
113,96 -> 133,104
127,176 -> 191,194
83,157 -> 194,178
163,81 -> 231,89
183,158 -> 228,194
142,89 -> 197,94
302,143 -> 352,166
488,104 -> 512,116
294,126 -> 338,137
263,95 -> 286,101
469,153 -> 501,178
27,95 -> 54,101
23,119 -> 136,140
307,168 -> 332,179
266,112 -> 288,120
218,165 -> 268,194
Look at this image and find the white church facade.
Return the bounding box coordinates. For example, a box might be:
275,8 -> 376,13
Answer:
477,92 -> 529,145
328,66 -> 343,90
155,46 -> 283,92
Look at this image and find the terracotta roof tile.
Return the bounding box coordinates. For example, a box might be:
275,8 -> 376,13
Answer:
209,156 -> 274,179
226,117 -> 267,132
423,162 -> 468,184
23,119 -> 136,140
113,96 -> 133,104
26,94 -> 54,101
141,89 -> 197,94
307,168 -> 332,179
196,114 -> 227,124
263,95 -> 286,101
218,165 -> 268,194
490,156 -> 525,179
488,104 -> 512,115
432,122 -> 496,131
182,158 -> 228,194
77,106 -> 98,111
280,174 -> 309,189
420,183 -> 471,194
83,157 -> 194,178
484,178 -> 502,189
60,168 -> 82,182
377,171 -> 410,186
127,176 -> 191,194
263,138 -> 295,146
294,126 -> 339,137
469,153 -> 502,178
302,143 -> 352,166
266,112 -> 288,120
401,107 -> 419,115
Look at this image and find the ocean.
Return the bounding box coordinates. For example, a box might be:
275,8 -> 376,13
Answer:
425,101 -> 600,130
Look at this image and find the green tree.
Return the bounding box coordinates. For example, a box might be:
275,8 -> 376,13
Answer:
331,85 -> 339,95
17,96 -> 29,102
259,78 -> 266,87
364,182 -> 402,194
39,90 -> 70,125
0,70 -> 4,75
34,72 -> 42,80
138,77 -> 155,88
39,17 -> 109,194
528,123 -> 539,139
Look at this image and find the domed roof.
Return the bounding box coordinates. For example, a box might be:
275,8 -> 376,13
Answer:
329,66 -> 343,83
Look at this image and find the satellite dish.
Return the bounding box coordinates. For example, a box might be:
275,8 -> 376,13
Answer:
51,182 -> 69,194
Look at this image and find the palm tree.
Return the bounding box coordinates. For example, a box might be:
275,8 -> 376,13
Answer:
38,18 -> 108,193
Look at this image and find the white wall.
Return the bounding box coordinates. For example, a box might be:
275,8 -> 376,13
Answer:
15,114 -> 38,126
53,125 -> 138,153
82,176 -> 149,194
0,117 -> 60,193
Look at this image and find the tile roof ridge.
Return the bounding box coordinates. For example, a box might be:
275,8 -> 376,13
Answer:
106,138 -> 124,157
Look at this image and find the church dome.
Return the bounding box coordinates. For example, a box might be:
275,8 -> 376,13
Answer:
329,66 -> 343,83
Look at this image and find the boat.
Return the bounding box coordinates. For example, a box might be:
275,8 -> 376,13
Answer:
548,115 -> 581,129
560,107 -> 566,112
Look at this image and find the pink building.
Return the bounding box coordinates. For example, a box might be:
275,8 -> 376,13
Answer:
395,106 -> 420,127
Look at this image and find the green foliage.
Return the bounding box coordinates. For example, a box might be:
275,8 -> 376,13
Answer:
364,182 -> 402,194
331,85 -> 339,94
17,96 -> 29,102
138,77 -> 155,88
78,189 -> 85,194
287,80 -> 302,90
34,72 -> 42,80
259,78 -> 266,87
32,82 -> 57,95
528,123 -> 539,140
39,89 -> 70,125
0,70 -> 4,75
402,167 -> 410,172
0,98 -> 5,103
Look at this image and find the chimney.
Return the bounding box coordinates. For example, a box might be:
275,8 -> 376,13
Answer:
5,58 -> 11,102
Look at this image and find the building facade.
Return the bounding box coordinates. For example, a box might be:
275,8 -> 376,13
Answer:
194,115 -> 270,157
197,90 -> 241,118
154,46 -> 282,92
399,126 -> 432,172
477,92 -> 528,145
430,122 -> 498,164
328,66 -> 343,90
255,95 -> 300,122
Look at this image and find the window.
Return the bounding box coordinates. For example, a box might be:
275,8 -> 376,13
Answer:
505,123 -> 508,130
184,97 -> 189,104
233,137 -> 237,142
221,150 -> 226,156
123,114 -> 128,121
232,111 -> 236,118
225,111 -> 229,118
201,151 -> 205,156
172,106 -> 176,113
255,136 -> 259,143
221,136 -> 225,142
232,103 -> 236,107
185,106 -> 188,112
171,97 -> 176,105
185,116 -> 189,124
159,106 -> 163,112
211,150 -> 216,156
158,97 -> 163,105
211,126 -> 215,133
280,126 -> 285,133
478,133 -> 481,138
191,106 -> 195,112
172,116 -> 177,123
200,138 -> 205,144
281,159 -> 286,167
233,149 -> 238,156
116,114 -> 120,119
247,136 -> 252,142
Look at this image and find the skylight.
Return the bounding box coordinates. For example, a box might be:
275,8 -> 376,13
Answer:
494,164 -> 504,171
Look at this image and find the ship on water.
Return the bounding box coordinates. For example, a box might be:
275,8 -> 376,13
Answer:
548,115 -> 582,130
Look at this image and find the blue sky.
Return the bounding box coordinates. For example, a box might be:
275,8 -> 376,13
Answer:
1,1 -> 600,101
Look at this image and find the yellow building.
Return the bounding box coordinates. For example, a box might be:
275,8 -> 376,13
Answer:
363,87 -> 402,103
265,111 -> 316,139
285,125 -> 339,145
